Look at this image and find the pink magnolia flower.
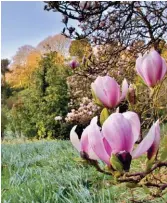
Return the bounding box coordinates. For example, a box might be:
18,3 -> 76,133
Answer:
69,60 -> 79,69
70,112 -> 160,171
70,125 -> 99,160
91,76 -> 129,108
136,50 -> 167,87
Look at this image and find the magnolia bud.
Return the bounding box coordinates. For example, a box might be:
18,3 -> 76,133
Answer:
69,27 -> 75,35
93,37 -> 97,43
136,50 -> 167,87
62,15 -> 68,24
69,60 -> 79,69
128,84 -> 136,105
99,21 -> 105,27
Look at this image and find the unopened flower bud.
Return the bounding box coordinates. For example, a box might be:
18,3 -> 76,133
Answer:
69,27 -> 75,35
69,60 -> 79,69
99,21 -> 105,27
62,15 -> 68,24
136,50 -> 167,87
128,84 -> 136,105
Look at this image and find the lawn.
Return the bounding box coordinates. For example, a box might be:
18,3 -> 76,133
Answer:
1,140 -> 167,203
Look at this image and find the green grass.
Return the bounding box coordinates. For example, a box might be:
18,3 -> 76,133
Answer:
1,140 -> 167,203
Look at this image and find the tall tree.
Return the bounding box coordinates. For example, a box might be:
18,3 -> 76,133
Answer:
6,50 -> 41,88
36,34 -> 71,57
1,59 -> 11,105
1,58 -> 10,76
9,52 -> 70,138
44,1 -> 167,84
11,45 -> 36,68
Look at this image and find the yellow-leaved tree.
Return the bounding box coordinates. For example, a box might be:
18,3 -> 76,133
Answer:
6,50 -> 41,88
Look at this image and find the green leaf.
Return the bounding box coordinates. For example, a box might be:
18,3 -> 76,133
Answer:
91,89 -> 103,106
100,108 -> 110,125
110,154 -> 123,172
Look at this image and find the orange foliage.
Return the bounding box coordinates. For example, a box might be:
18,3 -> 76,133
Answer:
6,51 -> 41,88
6,50 -> 65,88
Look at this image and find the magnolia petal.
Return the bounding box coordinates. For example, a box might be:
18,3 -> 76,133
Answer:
87,147 -> 99,160
120,78 -> 129,101
115,107 -> 120,113
150,50 -> 162,80
102,113 -> 134,154
91,79 -> 110,107
132,122 -> 157,159
88,117 -> 110,165
80,126 -> 89,154
91,76 -> 121,108
160,58 -> 167,81
136,54 -> 153,86
141,55 -> 157,87
136,55 -> 145,78
123,111 -> 140,143
70,125 -> 81,152
80,125 -> 99,160
102,76 -> 121,107
147,120 -> 160,159
103,137 -> 112,156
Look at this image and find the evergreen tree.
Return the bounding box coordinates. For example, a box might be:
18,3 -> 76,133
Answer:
8,52 -> 70,138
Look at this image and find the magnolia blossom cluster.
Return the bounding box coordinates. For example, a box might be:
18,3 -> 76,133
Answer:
91,50 -> 167,109
65,97 -> 100,124
70,50 -> 167,171
70,112 -> 160,171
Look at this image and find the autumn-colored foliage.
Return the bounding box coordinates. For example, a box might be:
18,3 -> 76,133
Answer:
6,50 -> 41,88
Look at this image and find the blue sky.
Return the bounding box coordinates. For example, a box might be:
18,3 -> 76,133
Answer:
1,1 -> 74,59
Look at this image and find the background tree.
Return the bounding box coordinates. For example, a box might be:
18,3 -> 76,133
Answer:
44,1 -> 167,76
69,39 -> 92,61
6,52 -> 71,139
6,50 -> 41,88
36,34 -> 71,57
44,1 -> 167,52
6,34 -> 71,88
44,1 -> 167,130
1,58 -> 10,76
11,45 -> 36,68
1,59 -> 11,105
1,59 -> 13,139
